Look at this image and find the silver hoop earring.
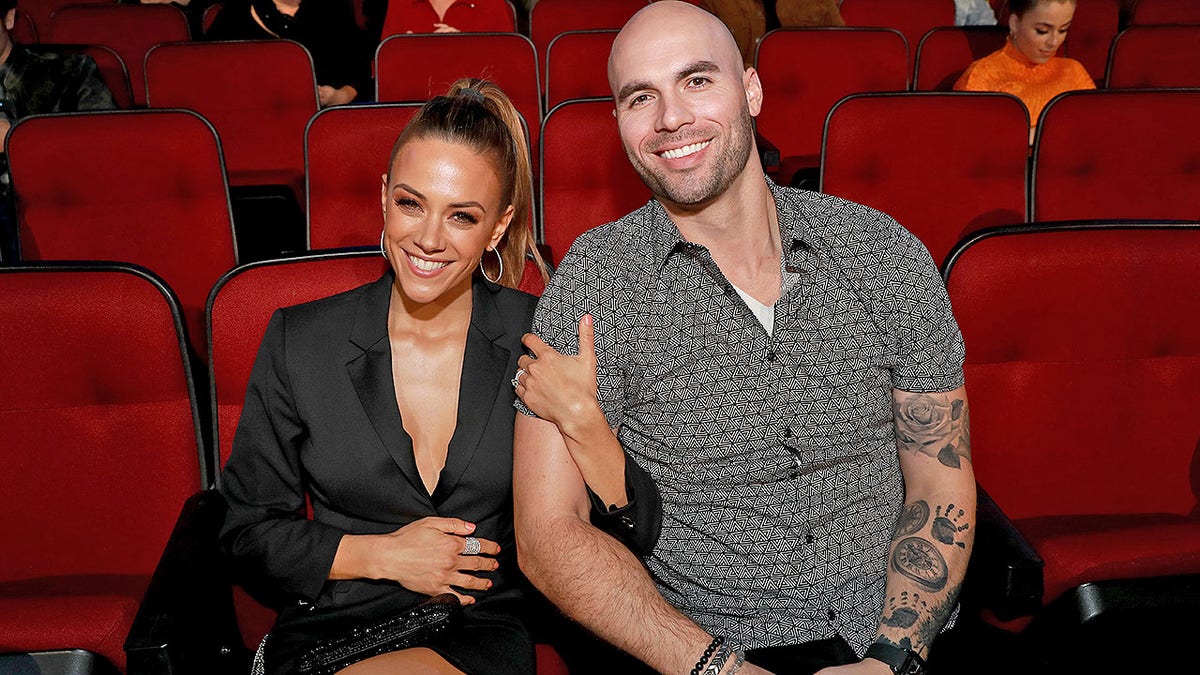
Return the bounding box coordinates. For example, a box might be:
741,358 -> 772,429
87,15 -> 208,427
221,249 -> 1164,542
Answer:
380,230 -> 388,260
481,247 -> 503,284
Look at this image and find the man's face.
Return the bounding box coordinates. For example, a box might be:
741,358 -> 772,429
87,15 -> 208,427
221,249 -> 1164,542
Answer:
609,28 -> 761,208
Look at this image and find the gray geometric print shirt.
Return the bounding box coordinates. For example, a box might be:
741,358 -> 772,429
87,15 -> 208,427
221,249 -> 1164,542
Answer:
519,181 -> 965,655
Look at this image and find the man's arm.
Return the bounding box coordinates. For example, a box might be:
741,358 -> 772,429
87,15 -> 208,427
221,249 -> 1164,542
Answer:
514,413 -> 769,675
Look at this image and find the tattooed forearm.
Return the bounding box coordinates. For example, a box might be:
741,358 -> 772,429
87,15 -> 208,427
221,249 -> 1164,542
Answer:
894,500 -> 930,537
891,537 -> 949,591
893,391 -> 972,469
879,581 -> 963,654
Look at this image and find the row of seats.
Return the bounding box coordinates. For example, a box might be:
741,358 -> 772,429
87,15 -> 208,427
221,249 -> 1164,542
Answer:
4,221 -> 1198,670
8,88 -> 1198,359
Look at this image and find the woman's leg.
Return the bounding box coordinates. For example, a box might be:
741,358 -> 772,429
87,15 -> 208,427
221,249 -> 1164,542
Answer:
337,647 -> 466,675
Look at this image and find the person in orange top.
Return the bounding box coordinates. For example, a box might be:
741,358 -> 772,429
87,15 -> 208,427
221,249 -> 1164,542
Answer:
954,0 -> 1094,143
381,0 -> 514,38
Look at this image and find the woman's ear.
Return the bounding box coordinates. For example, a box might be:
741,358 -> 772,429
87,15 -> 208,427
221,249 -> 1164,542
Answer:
380,173 -> 388,218
489,204 -> 515,249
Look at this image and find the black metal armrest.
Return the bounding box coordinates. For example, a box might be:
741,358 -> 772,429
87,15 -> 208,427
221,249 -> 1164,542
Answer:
125,490 -> 250,675
961,484 -> 1045,621
756,131 -> 780,173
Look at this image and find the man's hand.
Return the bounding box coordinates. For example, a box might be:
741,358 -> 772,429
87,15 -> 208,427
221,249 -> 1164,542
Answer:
815,659 -> 891,675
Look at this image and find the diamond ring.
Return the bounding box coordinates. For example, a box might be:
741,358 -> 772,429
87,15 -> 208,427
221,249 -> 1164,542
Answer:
462,536 -> 481,556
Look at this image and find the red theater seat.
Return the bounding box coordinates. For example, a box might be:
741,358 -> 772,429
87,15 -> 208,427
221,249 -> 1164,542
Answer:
1059,0 -> 1118,82
913,26 -> 1007,91
1106,25 -> 1200,88
839,0 -> 956,74
12,8 -> 38,43
46,4 -> 190,107
1131,0 -> 1200,25
145,40 -> 318,203
0,264 -> 203,671
1032,89 -> 1200,222
545,29 -> 619,109
754,28 -> 909,184
529,0 -> 645,82
306,103 -> 423,250
821,92 -> 1028,268
7,109 -> 238,360
945,223 -> 1200,653
539,98 -> 648,264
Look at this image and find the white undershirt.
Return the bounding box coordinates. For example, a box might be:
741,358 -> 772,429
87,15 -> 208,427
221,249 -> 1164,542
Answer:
730,282 -> 775,335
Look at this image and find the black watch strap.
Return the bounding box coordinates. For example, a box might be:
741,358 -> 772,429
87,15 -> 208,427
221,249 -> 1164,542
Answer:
864,641 -> 927,675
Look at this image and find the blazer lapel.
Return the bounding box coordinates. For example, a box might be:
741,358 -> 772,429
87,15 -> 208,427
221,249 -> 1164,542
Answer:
345,272 -> 431,504
431,280 -> 511,505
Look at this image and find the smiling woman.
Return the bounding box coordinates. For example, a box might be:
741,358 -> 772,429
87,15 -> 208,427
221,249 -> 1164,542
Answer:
218,79 -> 553,675
953,0 -> 1095,140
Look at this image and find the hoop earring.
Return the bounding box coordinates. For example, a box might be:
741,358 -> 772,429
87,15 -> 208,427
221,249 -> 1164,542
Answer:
481,247 -> 503,284
380,230 -> 388,260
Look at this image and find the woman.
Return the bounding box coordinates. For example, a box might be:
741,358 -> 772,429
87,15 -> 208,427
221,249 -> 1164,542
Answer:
381,0 -> 514,38
954,0 -> 1094,141
219,79 -> 549,674
206,0 -> 372,107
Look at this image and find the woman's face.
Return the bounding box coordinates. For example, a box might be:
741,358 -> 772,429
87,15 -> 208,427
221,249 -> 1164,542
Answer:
1009,0 -> 1075,65
382,138 -> 513,305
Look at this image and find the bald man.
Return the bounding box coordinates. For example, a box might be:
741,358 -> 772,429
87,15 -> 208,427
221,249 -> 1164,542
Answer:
512,3 -> 975,674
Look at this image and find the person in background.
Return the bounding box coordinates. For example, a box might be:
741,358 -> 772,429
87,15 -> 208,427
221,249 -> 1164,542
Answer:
955,0 -> 997,25
954,0 -> 1093,143
206,0 -> 372,107
0,0 -> 115,262
381,0 -> 515,37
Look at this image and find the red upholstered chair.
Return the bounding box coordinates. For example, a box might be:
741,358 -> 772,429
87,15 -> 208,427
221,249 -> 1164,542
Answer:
529,0 -> 645,83
540,98 -> 648,265
306,103 -> 423,250
145,40 -> 319,203
913,26 -> 1007,91
821,92 -> 1028,268
203,2 -> 224,33
944,223 -> 1200,668
1106,25 -> 1200,88
1031,89 -> 1200,222
46,4 -> 190,107
375,33 -> 541,171
839,0 -> 956,75
7,109 -> 237,360
0,263 -> 203,672
20,0 -> 109,47
1131,0 -> 1200,25
545,29 -> 619,109
754,28 -> 909,185
1058,0 -> 1118,82
28,43 -> 134,108
12,7 -> 38,43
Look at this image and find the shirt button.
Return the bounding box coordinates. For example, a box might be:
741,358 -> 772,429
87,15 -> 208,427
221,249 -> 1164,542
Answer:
784,427 -> 792,438
828,609 -> 837,621
806,533 -> 815,544
766,351 -> 776,362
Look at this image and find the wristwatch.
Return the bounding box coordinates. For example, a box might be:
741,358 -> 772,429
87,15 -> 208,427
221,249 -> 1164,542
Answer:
863,641 -> 927,675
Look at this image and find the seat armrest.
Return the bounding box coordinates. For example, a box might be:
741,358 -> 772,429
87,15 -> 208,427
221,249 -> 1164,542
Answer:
756,131 -> 780,173
125,490 -> 250,675
961,485 -> 1045,621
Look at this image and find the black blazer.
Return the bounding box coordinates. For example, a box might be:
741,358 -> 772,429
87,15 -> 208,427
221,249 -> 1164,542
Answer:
219,271 -> 536,636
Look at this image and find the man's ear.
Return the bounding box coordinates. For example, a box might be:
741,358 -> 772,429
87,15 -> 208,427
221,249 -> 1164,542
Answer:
744,67 -> 763,118
4,9 -> 16,33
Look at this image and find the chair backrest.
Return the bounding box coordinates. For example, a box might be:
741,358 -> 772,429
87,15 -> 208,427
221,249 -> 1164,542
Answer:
914,26 -> 1007,91
1131,0 -> 1200,26
208,252 -> 391,470
821,92 -> 1028,268
0,264 -> 203,581
539,98 -> 648,264
839,0 -> 956,74
754,28 -> 909,182
12,8 -> 38,43
1059,0 -> 1118,81
47,4 -> 190,107
305,103 -> 423,250
28,43 -> 134,108
375,33 -> 541,163
1106,25 -> 1200,88
203,1 -> 224,34
7,109 -> 238,359
529,0 -> 646,81
145,40 -> 318,194
944,223 -> 1200,521
1032,89 -> 1200,222
545,29 -> 619,109
22,0 -> 110,44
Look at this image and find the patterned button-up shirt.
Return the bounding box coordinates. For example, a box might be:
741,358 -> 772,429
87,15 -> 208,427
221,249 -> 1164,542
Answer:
521,182 -> 965,654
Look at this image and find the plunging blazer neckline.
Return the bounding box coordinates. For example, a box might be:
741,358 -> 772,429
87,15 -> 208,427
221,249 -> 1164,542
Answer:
344,272 -> 512,508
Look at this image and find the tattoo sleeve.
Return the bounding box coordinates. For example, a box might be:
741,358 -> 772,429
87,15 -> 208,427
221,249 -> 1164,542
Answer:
893,391 -> 972,469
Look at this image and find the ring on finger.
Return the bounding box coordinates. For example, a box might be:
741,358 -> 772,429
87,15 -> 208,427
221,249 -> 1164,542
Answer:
510,368 -> 526,389
462,535 -> 481,556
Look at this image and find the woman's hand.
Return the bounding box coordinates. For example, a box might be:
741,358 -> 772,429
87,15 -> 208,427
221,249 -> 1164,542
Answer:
332,517 -> 499,605
318,84 -> 357,107
515,315 -> 605,439
432,23 -> 461,33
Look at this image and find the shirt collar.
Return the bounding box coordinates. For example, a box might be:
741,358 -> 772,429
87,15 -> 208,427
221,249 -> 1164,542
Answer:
643,177 -> 820,271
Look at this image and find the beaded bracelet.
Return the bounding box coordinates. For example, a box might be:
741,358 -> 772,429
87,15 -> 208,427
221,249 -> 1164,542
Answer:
702,644 -> 733,675
690,636 -> 725,675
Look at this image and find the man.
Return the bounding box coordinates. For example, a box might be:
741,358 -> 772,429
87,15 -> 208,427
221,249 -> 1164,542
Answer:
513,3 -> 975,674
0,0 -> 115,261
